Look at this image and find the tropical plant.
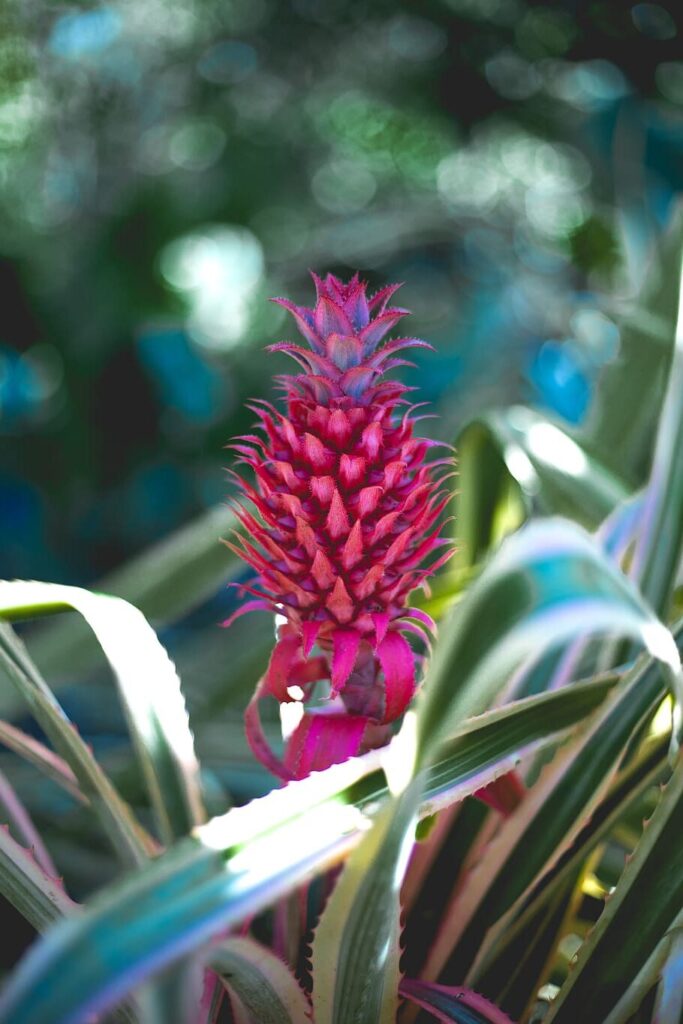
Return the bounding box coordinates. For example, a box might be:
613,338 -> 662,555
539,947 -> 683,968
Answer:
0,212 -> 682,1024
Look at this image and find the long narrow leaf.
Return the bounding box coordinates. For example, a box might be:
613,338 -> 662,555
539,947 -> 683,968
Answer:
546,751 -> 683,1023
10,504 -> 240,681
2,517 -> 679,1024
418,619 -> 683,987
0,767 -> 57,876
630,240 -> 683,619
0,581 -> 205,842
311,781 -> 420,1024
455,406 -> 626,572
211,937 -> 311,1023
400,978 -> 515,1024
0,623 -> 150,866
472,734 -> 669,995
0,819 -> 78,930
0,718 -> 85,805
417,519 -> 680,760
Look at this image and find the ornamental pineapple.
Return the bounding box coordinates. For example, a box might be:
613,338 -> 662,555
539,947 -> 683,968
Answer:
226,273 -> 453,779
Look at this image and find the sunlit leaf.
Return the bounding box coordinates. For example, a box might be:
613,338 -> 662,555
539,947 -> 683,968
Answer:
311,782 -> 419,1024
0,504 -> 241,716
0,581 -> 205,843
454,407 -> 626,572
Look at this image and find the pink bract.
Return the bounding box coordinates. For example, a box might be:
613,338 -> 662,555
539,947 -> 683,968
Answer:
225,272 -> 454,779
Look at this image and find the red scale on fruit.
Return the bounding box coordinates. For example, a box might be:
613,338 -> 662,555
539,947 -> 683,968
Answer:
225,272 -> 454,779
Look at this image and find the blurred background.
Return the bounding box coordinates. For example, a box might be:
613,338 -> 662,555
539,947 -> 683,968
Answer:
2,0 -> 682,587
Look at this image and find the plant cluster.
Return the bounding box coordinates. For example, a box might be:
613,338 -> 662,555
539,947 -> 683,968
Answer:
0,221 -> 682,1023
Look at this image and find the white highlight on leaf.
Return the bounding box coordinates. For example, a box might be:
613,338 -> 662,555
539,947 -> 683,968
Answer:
503,444 -> 539,492
526,421 -> 589,477
381,710 -> 418,796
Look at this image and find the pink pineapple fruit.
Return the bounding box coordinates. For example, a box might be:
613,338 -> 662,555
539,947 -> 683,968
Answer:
225,272 -> 454,779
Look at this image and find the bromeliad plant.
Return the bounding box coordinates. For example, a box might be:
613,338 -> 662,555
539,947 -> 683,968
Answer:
226,273 -> 452,779
0,223 -> 682,1024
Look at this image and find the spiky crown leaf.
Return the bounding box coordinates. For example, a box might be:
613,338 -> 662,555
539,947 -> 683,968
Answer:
226,272 -> 453,779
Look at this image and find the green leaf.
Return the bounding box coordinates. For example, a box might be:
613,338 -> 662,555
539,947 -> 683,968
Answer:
454,408 -> 626,572
0,504 -> 241,712
0,752 -> 384,1024
211,937 -> 311,1023
2,518 -> 679,1024
0,718 -> 86,805
417,518 -> 679,760
629,247 -> 683,620
0,581 -> 205,842
587,201 -> 683,483
0,818 -> 78,931
421,620 -> 683,986
0,674 -> 615,1024
0,623 -> 151,867
311,783 -> 420,1024
472,733 -> 669,999
0,766 -> 57,876
546,750 -> 683,1023
408,673 -> 617,817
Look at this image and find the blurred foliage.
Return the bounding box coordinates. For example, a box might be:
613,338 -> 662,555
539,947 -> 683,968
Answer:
1,0 -> 682,588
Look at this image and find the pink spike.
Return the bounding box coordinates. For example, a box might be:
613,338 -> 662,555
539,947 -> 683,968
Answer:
359,308 -> 410,352
311,549 -> 336,590
372,612 -> 390,648
310,475 -> 336,505
303,433 -> 332,471
355,564 -> 384,599
310,270 -> 327,300
403,607 -> 437,633
263,632 -> 303,702
340,365 -> 380,397
384,460 -> 406,489
314,295 -> 355,338
339,454 -> 367,489
301,620 -> 321,656
326,489 -> 350,539
295,516 -> 318,557
221,599 -> 272,629
377,631 -> 416,723
284,712 -> 367,779
370,510 -> 402,544
357,485 -> 383,518
327,334 -> 363,370
368,282 -> 403,313
331,629 -> 361,695
341,520 -> 364,570
344,280 -> 370,329
361,422 -> 383,460
273,461 -> 299,490
326,577 -> 354,623
369,337 -> 435,366
383,528 -> 414,566
327,409 -> 352,446
279,493 -> 305,518
270,297 -> 325,353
